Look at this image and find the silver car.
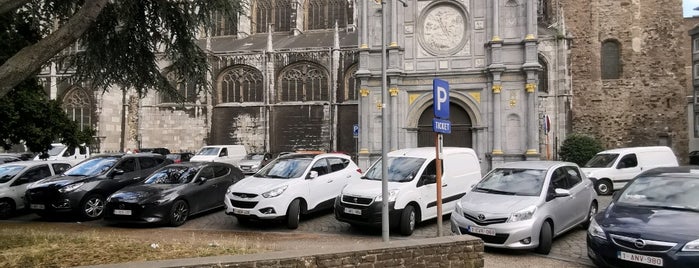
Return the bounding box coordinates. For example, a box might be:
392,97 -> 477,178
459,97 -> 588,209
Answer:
450,161 -> 598,254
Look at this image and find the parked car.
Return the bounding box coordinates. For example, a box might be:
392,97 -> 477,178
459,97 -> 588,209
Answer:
25,153 -> 172,220
0,155 -> 22,164
166,152 -> 194,163
582,146 -> 678,195
139,147 -> 171,155
33,143 -> 90,165
335,147 -> 482,235
587,166 -> 699,268
0,152 -> 35,161
224,153 -> 361,229
237,153 -> 273,174
104,162 -> 244,226
190,145 -> 247,166
0,161 -> 72,218
451,161 -> 598,254
690,150 -> 699,165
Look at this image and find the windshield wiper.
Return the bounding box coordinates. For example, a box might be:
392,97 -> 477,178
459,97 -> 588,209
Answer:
266,174 -> 287,179
637,205 -> 699,213
474,187 -> 516,195
361,176 -> 379,180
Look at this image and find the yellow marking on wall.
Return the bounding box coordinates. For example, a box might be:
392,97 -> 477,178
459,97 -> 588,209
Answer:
469,92 -> 481,103
409,94 -> 421,105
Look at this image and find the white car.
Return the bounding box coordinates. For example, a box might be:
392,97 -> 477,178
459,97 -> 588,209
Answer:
0,161 -> 72,218
224,153 -> 361,229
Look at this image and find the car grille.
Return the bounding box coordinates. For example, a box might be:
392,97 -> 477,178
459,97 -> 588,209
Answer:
230,200 -> 258,209
25,188 -> 59,203
341,194 -> 373,206
610,234 -> 677,253
463,213 -> 508,226
459,227 -> 509,244
231,192 -> 258,199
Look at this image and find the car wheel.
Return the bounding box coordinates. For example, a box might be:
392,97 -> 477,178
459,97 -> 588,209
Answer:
169,200 -> 189,227
0,199 -> 15,219
535,221 -> 553,254
595,180 -> 612,195
399,205 -> 417,236
581,201 -> 598,229
286,199 -> 301,229
81,194 -> 105,220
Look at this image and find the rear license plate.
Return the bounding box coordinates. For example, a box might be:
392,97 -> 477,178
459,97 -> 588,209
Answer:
113,209 -> 132,216
233,208 -> 250,215
344,207 -> 362,215
468,225 -> 496,236
618,251 -> 663,267
30,204 -> 45,210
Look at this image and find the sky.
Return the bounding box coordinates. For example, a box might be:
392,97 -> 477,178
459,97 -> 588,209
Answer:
685,0 -> 699,17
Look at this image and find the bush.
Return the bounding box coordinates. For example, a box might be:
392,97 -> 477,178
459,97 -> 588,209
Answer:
559,134 -> 604,166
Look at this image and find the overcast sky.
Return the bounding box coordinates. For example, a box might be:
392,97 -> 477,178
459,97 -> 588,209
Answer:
685,0 -> 699,17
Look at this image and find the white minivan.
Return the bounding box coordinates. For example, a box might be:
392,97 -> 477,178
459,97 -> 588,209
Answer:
334,147 -> 482,235
190,145 -> 247,166
33,143 -> 90,165
581,146 -> 678,195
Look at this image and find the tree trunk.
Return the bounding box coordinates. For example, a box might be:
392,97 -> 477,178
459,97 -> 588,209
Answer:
0,0 -> 109,99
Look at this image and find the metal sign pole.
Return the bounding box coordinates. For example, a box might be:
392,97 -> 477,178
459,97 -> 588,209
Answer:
435,133 -> 443,237
380,0 -> 390,243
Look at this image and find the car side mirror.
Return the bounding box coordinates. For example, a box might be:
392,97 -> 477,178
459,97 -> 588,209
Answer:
554,188 -> 571,198
421,174 -> 437,184
612,191 -> 621,200
307,171 -> 318,180
198,177 -> 209,184
111,169 -> 125,177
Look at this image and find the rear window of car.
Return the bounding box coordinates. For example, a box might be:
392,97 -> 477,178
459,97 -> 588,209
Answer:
139,157 -> 158,169
52,163 -> 71,174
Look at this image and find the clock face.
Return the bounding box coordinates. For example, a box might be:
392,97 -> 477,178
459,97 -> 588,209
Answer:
419,4 -> 468,55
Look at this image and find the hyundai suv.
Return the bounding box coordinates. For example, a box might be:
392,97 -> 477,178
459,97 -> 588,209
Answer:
25,153 -> 171,220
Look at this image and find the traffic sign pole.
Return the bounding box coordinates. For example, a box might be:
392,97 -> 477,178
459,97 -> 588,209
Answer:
435,133 -> 443,237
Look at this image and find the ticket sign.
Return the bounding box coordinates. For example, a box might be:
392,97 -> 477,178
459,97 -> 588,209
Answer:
433,118 -> 451,134
433,79 -> 450,119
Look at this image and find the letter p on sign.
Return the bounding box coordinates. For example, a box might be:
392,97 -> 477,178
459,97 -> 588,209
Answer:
433,79 -> 450,119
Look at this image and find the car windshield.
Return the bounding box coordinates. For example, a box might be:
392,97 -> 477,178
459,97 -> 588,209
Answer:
363,157 -> 426,183
617,175 -> 699,212
196,147 -> 220,156
47,145 -> 66,156
474,168 -> 546,196
144,166 -> 199,184
584,153 -> 619,168
245,154 -> 264,160
0,165 -> 24,183
63,157 -> 119,176
254,158 -> 312,179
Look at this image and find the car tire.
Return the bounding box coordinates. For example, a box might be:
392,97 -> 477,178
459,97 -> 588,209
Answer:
169,200 -> 189,227
236,216 -> 250,225
535,221 -> 553,254
80,194 -> 106,220
399,205 -> 417,236
595,180 -> 612,195
0,199 -> 15,219
286,199 -> 301,229
581,201 -> 598,229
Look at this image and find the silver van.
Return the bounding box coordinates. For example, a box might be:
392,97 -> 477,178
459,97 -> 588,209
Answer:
190,145 -> 248,166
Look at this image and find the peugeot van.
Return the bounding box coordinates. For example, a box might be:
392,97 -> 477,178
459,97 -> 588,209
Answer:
334,147 -> 481,235
190,145 -> 247,166
34,143 -> 90,165
581,146 -> 678,195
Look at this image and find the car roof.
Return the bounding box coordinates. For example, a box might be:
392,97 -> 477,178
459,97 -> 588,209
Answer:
597,146 -> 672,154
0,160 -> 71,168
639,166 -> 699,178
494,161 -> 577,170
387,147 -> 476,158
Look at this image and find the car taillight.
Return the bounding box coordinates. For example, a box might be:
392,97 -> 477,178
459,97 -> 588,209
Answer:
175,159 -> 181,163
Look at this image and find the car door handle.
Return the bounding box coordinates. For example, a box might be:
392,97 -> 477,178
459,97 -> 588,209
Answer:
327,180 -> 333,183
442,184 -> 448,187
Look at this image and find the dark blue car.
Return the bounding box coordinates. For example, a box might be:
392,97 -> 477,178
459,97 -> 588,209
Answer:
586,166 -> 699,268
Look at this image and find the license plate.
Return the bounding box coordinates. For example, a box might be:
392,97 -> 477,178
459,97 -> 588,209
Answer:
30,204 -> 45,210
233,208 -> 250,215
241,166 -> 250,170
468,225 -> 496,236
344,207 -> 362,215
618,251 -> 663,267
113,209 -> 132,216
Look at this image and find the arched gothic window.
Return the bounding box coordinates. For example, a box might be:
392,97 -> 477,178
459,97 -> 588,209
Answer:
305,0 -> 354,30
538,55 -> 549,93
212,11 -> 238,37
601,40 -> 621,79
278,62 -> 329,102
339,64 -> 358,102
219,66 -> 264,103
254,0 -> 292,33
63,88 -> 92,131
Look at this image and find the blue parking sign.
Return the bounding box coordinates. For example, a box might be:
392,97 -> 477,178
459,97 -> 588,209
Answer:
433,79 -> 449,119
353,124 -> 359,138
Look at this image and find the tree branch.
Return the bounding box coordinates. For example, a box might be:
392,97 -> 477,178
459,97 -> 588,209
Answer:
0,0 -> 109,99
0,0 -> 30,15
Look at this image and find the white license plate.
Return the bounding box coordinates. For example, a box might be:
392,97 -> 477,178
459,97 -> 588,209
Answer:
113,209 -> 132,216
468,225 -> 496,236
233,208 -> 250,215
618,251 -> 663,267
344,207 -> 362,215
30,204 -> 45,210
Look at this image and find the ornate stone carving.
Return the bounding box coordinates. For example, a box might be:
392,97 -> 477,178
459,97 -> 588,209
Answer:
418,2 -> 469,55
360,88 -> 370,97
389,87 -> 399,96
492,84 -> 502,94
526,83 -> 537,93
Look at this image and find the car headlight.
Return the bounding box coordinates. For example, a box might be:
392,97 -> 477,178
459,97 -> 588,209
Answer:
374,189 -> 399,202
506,206 -> 536,223
588,218 -> 607,240
58,182 -> 84,193
454,201 -> 463,216
682,239 -> 699,251
262,185 -> 288,198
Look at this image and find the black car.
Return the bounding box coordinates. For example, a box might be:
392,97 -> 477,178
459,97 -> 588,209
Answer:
25,154 -> 172,220
104,162 -> 244,226
165,152 -> 194,163
0,155 -> 22,164
587,166 -> 699,268
139,148 -> 171,155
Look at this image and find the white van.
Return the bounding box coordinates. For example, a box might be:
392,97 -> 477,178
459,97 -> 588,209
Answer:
581,146 -> 678,195
334,147 -> 482,236
190,145 -> 247,166
33,143 -> 90,165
